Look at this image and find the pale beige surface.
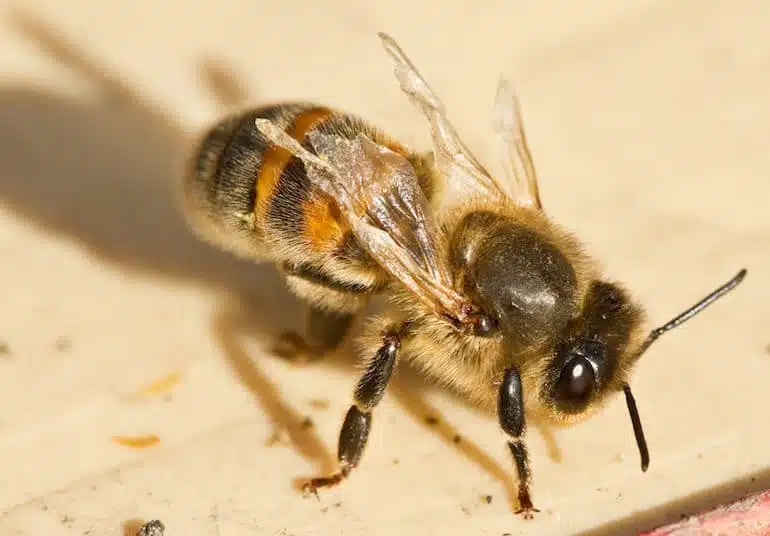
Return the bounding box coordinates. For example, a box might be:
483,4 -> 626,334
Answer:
0,1 -> 768,535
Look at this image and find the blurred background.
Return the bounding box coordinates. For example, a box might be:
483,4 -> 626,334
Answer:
0,1 -> 768,534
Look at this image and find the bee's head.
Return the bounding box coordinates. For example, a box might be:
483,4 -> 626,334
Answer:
544,281 -> 645,419
542,269 -> 746,473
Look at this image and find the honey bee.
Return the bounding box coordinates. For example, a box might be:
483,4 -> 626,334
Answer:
179,33 -> 747,517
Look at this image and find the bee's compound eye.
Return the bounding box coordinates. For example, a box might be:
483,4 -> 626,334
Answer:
556,356 -> 595,404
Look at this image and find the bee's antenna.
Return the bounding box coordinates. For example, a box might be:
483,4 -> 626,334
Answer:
623,384 -> 649,471
634,268 -> 747,360
624,268 -> 747,472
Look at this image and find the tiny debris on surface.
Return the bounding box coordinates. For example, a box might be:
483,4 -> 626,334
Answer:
452,434 -> 462,444
112,434 -> 161,449
424,415 -> 439,426
392,459 -> 400,465
54,337 -> 71,352
137,519 -> 165,536
0,341 -> 10,357
483,494 -> 493,504
129,373 -> 183,399
321,501 -> 343,514
308,398 -> 330,410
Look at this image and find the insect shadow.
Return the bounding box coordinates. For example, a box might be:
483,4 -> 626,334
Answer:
1,11 -> 561,511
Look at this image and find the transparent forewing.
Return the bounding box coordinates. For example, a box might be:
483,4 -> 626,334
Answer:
253,119 -> 471,321
378,33 -> 505,202
492,79 -> 542,210
253,119 -> 341,199
378,33 -> 544,211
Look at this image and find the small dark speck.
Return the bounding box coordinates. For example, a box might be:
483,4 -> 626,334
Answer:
452,434 -> 462,444
596,487 -> 608,492
764,343 -> 770,355
483,494 -> 493,504
0,341 -> 10,357
300,417 -> 314,429
696,452 -> 703,459
751,476 -> 757,483
137,520 -> 166,536
461,506 -> 471,516
424,416 -> 439,426
392,459 -> 400,465
55,337 -> 71,352
61,514 -> 74,525
503,533 -> 513,536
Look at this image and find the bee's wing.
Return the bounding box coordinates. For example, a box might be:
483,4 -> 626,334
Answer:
254,119 -> 473,324
378,33 -> 543,211
491,78 -> 542,210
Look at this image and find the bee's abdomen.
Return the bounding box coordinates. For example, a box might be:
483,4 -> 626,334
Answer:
181,103 -> 416,269
181,104 -> 300,260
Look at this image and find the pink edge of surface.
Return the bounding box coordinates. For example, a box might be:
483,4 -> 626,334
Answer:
640,490 -> 770,536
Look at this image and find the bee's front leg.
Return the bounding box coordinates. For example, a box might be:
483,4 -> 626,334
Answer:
303,323 -> 407,493
498,366 -> 539,519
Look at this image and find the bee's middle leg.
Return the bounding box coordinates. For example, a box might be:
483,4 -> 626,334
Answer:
303,322 -> 408,493
498,366 -> 540,518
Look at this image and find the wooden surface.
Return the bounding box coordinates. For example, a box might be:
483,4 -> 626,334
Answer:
642,490 -> 770,536
1,1 -> 768,535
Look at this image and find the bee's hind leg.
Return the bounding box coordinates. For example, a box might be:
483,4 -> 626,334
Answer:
273,306 -> 356,364
273,262 -> 372,364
